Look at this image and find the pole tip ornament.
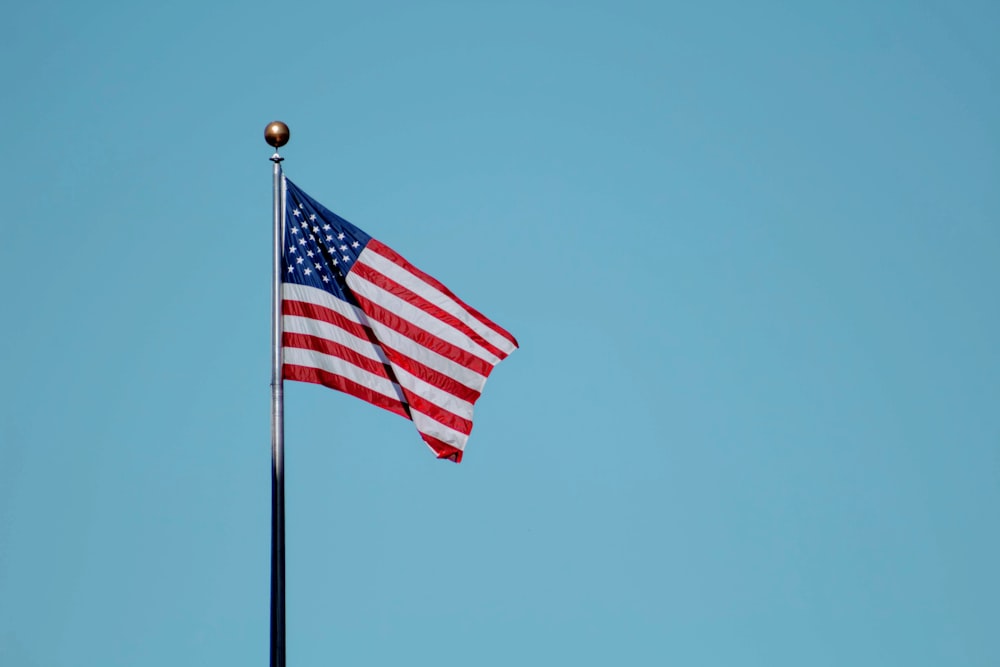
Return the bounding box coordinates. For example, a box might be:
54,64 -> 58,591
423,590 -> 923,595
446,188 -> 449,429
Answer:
265,121 -> 290,148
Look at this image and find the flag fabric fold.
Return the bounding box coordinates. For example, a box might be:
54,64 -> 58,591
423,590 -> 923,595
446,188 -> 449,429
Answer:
280,177 -> 517,462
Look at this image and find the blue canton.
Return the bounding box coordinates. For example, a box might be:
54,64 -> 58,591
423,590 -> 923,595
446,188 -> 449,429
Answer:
282,178 -> 373,303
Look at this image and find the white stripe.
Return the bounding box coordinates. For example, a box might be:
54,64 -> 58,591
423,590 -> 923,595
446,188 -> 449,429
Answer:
347,270 -> 502,366
284,279 -> 486,391
283,315 -> 391,365
364,318 -> 487,392
283,347 -> 406,403
282,282 -> 370,327
394,366 -> 474,420
361,247 -> 517,355
411,409 -> 469,450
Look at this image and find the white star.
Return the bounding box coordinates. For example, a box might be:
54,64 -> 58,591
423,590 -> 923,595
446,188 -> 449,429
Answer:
339,245 -> 348,251
325,235 -> 333,242
292,209 -> 301,217
312,226 -> 320,233
296,257 -> 304,265
303,268 -> 311,275
309,214 -> 316,221
288,246 -> 297,253
306,250 -> 314,258
298,238 -> 307,246
332,259 -> 338,265
309,235 -> 316,241
342,255 -> 350,262
351,241 -> 360,249
287,266 -> 294,273
291,227 -> 300,235
322,275 -> 330,283
300,221 -> 309,228
314,262 -> 323,269
322,224 -> 331,231
337,233 -> 346,240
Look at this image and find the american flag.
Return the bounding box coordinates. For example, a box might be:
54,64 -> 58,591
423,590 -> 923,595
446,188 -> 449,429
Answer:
280,177 -> 518,462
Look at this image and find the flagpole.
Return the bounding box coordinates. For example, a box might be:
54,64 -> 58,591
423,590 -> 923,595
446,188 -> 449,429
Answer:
265,121 -> 290,667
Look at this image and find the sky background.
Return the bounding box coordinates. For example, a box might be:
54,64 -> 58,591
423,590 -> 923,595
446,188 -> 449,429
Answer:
2,1 -> 998,665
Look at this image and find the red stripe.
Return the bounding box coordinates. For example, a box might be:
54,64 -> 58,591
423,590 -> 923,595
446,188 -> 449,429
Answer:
283,364 -> 410,419
418,432 -> 464,463
283,299 -> 371,341
367,239 -> 519,349
283,332 -> 394,380
406,391 -> 473,436
352,260 -> 510,361
352,293 -> 495,378
380,342 -> 482,405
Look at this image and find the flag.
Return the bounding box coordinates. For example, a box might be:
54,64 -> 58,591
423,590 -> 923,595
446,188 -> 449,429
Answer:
280,177 -> 518,462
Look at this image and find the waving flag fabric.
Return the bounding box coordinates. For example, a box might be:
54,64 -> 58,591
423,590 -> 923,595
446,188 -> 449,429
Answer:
280,177 -> 517,462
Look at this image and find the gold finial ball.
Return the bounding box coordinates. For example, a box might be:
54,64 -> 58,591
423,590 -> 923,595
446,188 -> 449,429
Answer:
264,121 -> 290,148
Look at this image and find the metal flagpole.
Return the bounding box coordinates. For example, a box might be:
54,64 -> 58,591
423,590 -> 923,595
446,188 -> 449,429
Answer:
265,121 -> 290,667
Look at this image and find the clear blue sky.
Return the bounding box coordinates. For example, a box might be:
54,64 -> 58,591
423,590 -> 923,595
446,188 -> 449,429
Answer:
2,1 -> 998,665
